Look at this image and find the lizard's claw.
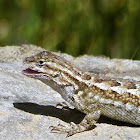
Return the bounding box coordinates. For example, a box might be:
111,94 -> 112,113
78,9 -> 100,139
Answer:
49,122 -> 83,137
55,102 -> 74,110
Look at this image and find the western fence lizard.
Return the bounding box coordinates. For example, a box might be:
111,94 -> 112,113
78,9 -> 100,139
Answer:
22,50 -> 140,136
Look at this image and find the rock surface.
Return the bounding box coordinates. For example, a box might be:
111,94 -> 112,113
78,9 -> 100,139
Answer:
0,45 -> 140,140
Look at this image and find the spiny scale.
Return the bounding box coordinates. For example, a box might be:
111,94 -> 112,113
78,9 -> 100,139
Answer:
22,50 -> 140,136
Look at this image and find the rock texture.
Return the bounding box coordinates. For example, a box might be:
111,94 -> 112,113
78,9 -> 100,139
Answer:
0,45 -> 140,140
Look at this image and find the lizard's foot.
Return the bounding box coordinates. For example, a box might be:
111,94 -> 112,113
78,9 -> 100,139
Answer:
56,102 -> 74,110
50,122 -> 91,137
50,110 -> 100,136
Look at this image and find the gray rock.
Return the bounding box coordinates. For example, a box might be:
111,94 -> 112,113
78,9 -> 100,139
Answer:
0,45 -> 140,140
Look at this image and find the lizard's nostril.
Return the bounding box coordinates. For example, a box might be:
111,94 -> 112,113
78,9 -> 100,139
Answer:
24,56 -> 35,63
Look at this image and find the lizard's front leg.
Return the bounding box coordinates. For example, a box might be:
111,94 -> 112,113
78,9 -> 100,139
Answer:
50,109 -> 101,137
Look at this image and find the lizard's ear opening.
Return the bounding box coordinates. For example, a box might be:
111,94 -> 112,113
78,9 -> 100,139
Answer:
53,71 -> 61,78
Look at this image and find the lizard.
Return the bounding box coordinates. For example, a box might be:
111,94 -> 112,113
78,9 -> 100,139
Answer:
22,50 -> 140,136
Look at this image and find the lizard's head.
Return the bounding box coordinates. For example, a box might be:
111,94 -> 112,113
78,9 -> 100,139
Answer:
22,51 -> 82,87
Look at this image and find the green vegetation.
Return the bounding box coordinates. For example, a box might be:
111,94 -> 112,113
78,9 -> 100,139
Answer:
0,0 -> 139,59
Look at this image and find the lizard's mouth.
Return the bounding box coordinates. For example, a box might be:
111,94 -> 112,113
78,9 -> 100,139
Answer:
22,68 -> 42,75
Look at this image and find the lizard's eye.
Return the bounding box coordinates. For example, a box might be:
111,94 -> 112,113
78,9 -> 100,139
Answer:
39,59 -> 45,65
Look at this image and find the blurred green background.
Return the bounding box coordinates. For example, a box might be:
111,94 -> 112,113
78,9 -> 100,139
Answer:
0,0 -> 140,59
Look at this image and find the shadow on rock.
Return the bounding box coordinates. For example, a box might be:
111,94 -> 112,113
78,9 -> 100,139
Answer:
13,102 -> 85,124
13,102 -> 138,127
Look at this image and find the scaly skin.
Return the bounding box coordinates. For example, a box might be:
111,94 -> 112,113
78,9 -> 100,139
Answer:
22,51 -> 140,136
